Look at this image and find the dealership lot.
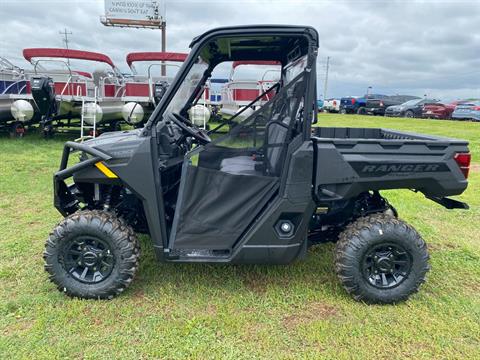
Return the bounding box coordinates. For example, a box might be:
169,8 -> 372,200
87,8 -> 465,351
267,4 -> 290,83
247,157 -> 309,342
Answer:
1,114 -> 478,359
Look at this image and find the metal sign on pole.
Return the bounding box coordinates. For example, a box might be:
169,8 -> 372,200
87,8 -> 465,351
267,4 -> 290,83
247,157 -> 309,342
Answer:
101,0 -> 163,28
100,1 -> 166,74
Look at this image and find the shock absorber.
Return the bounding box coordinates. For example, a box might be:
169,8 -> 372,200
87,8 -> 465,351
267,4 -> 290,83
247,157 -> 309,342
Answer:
103,186 -> 113,211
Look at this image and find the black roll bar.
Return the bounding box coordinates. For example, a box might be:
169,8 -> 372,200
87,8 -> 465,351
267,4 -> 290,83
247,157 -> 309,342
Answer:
56,141 -> 112,180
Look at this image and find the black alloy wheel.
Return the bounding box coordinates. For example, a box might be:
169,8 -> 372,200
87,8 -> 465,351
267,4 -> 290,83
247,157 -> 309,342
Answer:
362,243 -> 412,289
61,235 -> 115,284
44,210 -> 140,299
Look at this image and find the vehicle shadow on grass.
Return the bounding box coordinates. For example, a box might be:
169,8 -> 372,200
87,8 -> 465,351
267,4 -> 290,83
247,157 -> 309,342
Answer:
130,236 -> 342,300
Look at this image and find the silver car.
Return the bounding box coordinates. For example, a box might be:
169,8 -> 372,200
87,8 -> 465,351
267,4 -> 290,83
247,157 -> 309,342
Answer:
452,101 -> 480,121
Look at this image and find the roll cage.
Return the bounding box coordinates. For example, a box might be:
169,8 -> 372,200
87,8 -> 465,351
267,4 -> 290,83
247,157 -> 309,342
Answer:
144,25 -> 319,135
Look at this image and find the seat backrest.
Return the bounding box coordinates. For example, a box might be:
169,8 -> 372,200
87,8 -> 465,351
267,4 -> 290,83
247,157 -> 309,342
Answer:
265,115 -> 291,175
264,78 -> 305,175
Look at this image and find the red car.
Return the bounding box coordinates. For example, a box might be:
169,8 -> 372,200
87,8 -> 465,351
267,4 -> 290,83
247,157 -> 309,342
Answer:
422,101 -> 466,119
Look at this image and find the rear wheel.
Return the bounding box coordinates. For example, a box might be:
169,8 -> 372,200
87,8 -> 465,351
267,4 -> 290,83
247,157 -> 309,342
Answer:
340,108 -> 347,114
334,213 -> 429,304
405,110 -> 414,118
44,210 -> 140,299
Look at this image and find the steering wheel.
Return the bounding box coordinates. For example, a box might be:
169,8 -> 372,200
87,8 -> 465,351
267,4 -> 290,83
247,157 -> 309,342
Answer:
169,112 -> 211,145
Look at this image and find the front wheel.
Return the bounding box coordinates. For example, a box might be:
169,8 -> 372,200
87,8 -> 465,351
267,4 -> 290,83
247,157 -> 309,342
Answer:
44,210 -> 140,299
334,213 -> 429,304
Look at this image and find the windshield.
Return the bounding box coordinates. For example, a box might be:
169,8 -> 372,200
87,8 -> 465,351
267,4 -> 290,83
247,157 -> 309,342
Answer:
164,56 -> 209,116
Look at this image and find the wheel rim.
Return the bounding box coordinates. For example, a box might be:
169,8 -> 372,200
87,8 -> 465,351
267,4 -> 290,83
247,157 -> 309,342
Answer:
362,242 -> 412,289
60,236 -> 115,284
406,112 -> 413,118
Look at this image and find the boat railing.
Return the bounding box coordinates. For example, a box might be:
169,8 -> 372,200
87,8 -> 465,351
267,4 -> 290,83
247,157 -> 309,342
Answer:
114,85 -> 126,98
98,76 -> 126,99
121,63 -> 177,103
2,80 -> 27,95
0,57 -> 23,75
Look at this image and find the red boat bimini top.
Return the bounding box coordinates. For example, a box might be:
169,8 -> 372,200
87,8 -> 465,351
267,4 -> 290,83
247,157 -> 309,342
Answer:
232,60 -> 281,69
126,52 -> 188,68
23,48 -> 116,69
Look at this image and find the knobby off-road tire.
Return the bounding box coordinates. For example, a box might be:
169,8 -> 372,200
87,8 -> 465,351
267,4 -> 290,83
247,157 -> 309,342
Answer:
334,213 -> 429,304
44,210 -> 140,299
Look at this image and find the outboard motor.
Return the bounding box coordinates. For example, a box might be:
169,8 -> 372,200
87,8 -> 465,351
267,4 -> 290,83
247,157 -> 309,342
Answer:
153,81 -> 169,104
30,76 -> 57,137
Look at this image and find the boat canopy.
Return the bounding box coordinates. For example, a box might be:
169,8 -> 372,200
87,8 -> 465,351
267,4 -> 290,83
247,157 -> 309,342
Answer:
23,48 -> 116,69
126,52 -> 188,68
232,60 -> 280,69
73,71 -> 93,79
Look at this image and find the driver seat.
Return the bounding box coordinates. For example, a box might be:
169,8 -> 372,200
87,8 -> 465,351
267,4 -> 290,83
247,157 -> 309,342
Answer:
220,114 -> 292,176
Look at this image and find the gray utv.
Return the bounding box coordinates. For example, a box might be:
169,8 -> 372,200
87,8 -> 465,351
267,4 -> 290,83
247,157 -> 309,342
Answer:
44,25 -> 471,303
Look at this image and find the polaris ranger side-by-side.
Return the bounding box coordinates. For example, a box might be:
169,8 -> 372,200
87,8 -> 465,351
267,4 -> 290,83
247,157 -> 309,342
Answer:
44,25 -> 471,304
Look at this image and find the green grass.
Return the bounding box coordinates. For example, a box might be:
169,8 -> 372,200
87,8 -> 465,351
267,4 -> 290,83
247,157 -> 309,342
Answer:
1,115 -> 479,359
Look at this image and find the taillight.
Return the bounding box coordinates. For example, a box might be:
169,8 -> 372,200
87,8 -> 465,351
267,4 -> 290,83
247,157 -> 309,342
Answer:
473,106 -> 480,111
380,101 -> 384,107
454,152 -> 471,179
351,98 -> 356,105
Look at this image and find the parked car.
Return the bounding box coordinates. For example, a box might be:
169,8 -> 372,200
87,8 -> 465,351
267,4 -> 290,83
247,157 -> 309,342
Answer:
364,94 -> 419,116
452,101 -> 480,121
323,98 -> 341,113
422,101 -> 469,120
339,96 -> 366,114
385,98 -> 437,118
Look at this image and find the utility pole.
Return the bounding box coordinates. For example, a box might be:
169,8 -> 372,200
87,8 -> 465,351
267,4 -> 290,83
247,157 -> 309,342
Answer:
323,56 -> 330,100
161,20 -> 166,76
59,28 -> 72,65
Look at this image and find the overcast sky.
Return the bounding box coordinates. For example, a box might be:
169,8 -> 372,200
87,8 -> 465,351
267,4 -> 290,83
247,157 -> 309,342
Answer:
1,0 -> 479,100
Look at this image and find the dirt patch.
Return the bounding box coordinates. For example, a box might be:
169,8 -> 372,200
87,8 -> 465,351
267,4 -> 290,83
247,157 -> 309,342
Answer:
2,318 -> 35,336
204,304 -> 217,316
428,242 -> 459,252
283,302 -> 339,330
241,271 -> 270,294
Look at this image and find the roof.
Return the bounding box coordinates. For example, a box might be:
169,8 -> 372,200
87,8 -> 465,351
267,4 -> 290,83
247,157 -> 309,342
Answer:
232,60 -> 280,69
190,24 -> 319,48
126,52 -> 188,68
23,48 -> 116,68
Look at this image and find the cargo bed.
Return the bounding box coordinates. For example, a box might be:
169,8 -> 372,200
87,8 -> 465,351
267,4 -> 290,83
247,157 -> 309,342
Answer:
311,127 -> 470,203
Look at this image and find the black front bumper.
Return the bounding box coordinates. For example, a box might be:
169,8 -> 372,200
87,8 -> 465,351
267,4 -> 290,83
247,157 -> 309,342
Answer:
365,107 -> 385,115
385,110 -> 403,117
